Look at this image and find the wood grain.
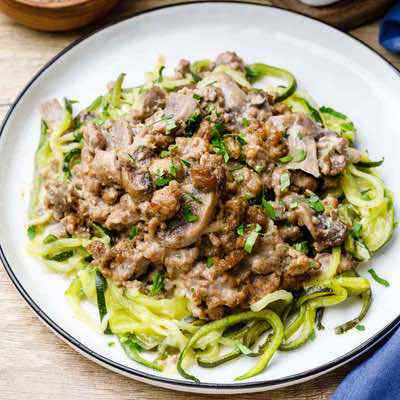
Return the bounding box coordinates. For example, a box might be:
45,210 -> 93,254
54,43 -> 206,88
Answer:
0,2 -> 399,399
269,0 -> 396,30
0,0 -> 119,31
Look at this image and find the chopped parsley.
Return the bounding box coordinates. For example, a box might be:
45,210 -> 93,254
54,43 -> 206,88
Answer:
294,241 -> 308,254
150,272 -> 165,296
307,195 -> 325,212
262,197 -> 277,220
293,149 -> 307,162
242,118 -> 250,127
211,136 -> 229,163
233,171 -> 244,183
193,93 -> 203,101
169,162 -> 178,177
186,113 -> 203,135
244,224 -> 262,254
160,150 -> 170,158
351,222 -> 362,239
154,171 -> 171,188
27,225 -> 36,241
280,172 -> 290,192
355,324 -> 365,331
129,226 -> 139,239
183,205 -> 199,223
254,165 -> 264,174
237,224 -> 245,236
279,155 -> 293,164
368,268 -> 390,287
127,154 -> 137,167
206,257 -> 214,268
235,133 -> 247,145
181,159 -> 191,167
43,234 -> 57,244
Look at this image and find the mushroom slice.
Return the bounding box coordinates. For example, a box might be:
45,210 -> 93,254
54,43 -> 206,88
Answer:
160,184 -> 217,249
286,114 -> 320,178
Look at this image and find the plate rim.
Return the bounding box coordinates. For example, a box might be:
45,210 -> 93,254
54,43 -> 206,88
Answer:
1,0 -> 399,391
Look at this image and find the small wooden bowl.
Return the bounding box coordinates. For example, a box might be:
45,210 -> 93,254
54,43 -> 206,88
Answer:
0,0 -> 120,31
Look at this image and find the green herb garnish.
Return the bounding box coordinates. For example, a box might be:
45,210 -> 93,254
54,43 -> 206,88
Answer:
43,234 -> 57,244
244,224 -> 262,254
129,226 -> 139,239
237,224 -> 245,236
27,225 -> 36,241
181,159 -> 191,167
242,118 -> 250,128
293,149 -> 307,162
183,205 -> 199,223
206,257 -> 214,268
280,172 -> 290,192
368,268 -> 390,287
150,272 -> 165,296
279,155 -> 293,164
355,324 -> 365,331
294,242 -> 308,254
307,196 -> 325,212
262,197 -> 277,220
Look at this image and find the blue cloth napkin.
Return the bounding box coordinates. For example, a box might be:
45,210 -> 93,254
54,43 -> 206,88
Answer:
332,327 -> 400,399
380,2 -> 400,53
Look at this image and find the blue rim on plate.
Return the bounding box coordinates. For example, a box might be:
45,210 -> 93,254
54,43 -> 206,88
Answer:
1,1 -> 399,390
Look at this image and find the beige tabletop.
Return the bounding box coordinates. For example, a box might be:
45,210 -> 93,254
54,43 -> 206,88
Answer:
0,1 -> 399,399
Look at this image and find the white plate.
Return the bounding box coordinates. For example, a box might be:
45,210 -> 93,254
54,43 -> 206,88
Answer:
0,2 -> 399,394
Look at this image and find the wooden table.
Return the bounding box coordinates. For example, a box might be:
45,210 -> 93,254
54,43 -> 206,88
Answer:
0,1 -> 399,399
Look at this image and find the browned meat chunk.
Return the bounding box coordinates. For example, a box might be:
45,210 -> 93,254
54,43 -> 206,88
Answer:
215,51 -> 245,71
90,149 -> 121,185
132,86 -> 166,120
150,181 -> 181,220
121,167 -> 152,200
164,246 -> 200,276
82,123 -> 107,151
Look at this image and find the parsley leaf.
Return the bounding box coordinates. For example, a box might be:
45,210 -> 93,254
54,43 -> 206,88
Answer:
351,222 -> 362,239
262,197 -> 277,220
186,113 -> 203,136
181,159 -> 191,167
279,155 -> 293,164
242,118 -> 250,128
206,257 -> 214,268
368,268 -> 390,287
294,241 -> 308,254
129,226 -> 139,239
43,234 -> 57,244
280,172 -> 290,192
150,272 -> 164,296
237,224 -> 245,236
307,195 -> 325,212
211,136 -> 229,163
169,162 -> 178,177
244,224 -> 262,254
355,324 -> 365,331
293,149 -> 307,162
193,93 -> 203,101
27,225 -> 36,241
183,205 -> 199,223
